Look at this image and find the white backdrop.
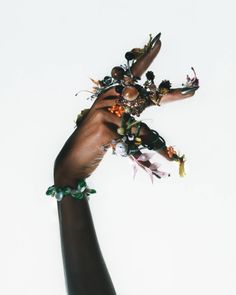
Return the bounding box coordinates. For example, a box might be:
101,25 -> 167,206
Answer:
1,0 -> 236,294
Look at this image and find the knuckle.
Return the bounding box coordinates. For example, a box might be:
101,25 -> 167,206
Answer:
96,124 -> 106,137
94,110 -> 105,122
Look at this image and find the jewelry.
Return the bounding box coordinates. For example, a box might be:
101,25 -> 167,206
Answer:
73,34 -> 199,181
46,179 -> 96,201
166,146 -> 186,177
79,34 -> 199,117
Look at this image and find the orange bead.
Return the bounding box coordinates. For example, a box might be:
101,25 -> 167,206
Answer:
108,104 -> 125,117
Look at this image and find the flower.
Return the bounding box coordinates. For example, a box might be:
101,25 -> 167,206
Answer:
146,71 -> 155,81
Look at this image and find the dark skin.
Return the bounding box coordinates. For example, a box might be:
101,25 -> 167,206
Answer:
53,35 -> 198,295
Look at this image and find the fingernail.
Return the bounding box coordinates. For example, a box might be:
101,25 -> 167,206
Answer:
151,32 -> 161,47
181,86 -> 199,95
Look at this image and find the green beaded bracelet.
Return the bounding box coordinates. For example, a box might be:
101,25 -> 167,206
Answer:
46,179 -> 96,201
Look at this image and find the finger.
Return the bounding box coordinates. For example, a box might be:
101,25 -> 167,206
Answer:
96,109 -> 122,128
93,98 -> 119,110
131,33 -> 162,79
76,96 -> 120,128
159,86 -> 199,105
95,86 -> 121,103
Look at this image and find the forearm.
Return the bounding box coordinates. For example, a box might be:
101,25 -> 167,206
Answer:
56,181 -> 116,295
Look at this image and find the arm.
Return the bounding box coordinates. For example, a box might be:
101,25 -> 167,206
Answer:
53,88 -> 120,295
52,91 -> 163,294
56,188 -> 116,295
52,34 -> 198,295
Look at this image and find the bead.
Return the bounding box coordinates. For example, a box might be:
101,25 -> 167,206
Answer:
46,185 -> 56,195
74,193 -> 83,200
115,142 -> 128,157
108,105 -> 125,117
55,191 -> 64,201
62,187 -> 71,195
125,51 -> 135,61
117,127 -> 125,135
134,137 -> 142,146
46,179 -> 96,201
77,179 -> 86,191
115,85 -> 124,94
103,76 -> 113,86
71,189 -> 83,199
111,67 -> 125,80
122,86 -> 139,101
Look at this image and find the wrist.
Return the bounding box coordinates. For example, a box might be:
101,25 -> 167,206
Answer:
54,175 -> 78,189
47,178 -> 96,202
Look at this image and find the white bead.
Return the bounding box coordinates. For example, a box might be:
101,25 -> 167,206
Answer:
55,191 -> 64,201
115,142 -> 128,157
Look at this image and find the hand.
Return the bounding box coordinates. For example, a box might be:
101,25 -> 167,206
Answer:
53,87 -> 154,187
53,33 -> 198,187
130,33 -> 199,106
53,88 -> 119,186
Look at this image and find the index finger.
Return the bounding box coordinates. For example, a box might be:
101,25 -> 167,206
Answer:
131,33 -> 162,78
96,86 -> 120,101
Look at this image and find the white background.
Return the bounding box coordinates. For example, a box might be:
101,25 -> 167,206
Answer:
1,0 -> 236,294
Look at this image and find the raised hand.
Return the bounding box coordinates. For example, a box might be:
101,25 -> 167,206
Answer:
52,33 -> 199,295
53,87 -> 154,187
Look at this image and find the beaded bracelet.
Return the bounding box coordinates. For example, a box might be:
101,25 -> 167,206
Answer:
46,179 -> 96,201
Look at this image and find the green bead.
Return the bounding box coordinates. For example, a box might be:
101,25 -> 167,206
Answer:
77,179 -> 86,191
46,185 -> 56,195
46,179 -> 95,201
74,193 -> 83,199
62,187 -> 71,195
71,190 -> 83,199
76,194 -> 84,200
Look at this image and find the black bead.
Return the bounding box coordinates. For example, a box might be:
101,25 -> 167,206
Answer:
103,76 -> 113,86
115,85 -> 124,94
125,51 -> 135,61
